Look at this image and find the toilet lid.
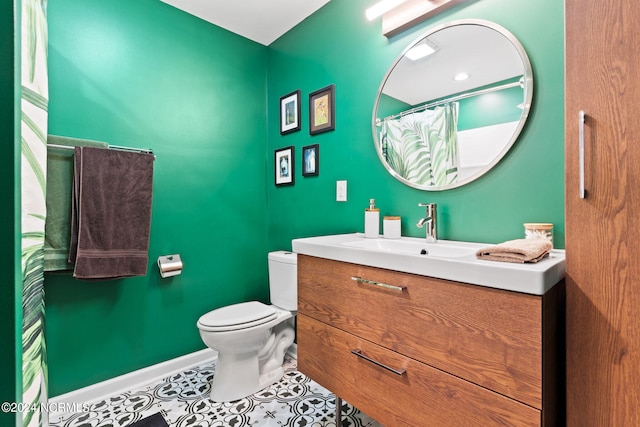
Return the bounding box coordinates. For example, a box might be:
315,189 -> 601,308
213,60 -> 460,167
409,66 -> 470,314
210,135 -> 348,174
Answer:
197,301 -> 278,332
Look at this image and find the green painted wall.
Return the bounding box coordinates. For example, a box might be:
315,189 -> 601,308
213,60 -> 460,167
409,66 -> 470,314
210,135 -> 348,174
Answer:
457,84 -> 524,130
45,0 -> 269,396
378,83 -> 523,130
380,77 -> 523,130
1,0 -> 21,423
267,0 -> 564,250
44,0 -> 565,397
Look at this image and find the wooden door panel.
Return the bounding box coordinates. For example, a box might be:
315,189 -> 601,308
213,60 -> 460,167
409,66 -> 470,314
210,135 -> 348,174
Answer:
565,1 -> 640,425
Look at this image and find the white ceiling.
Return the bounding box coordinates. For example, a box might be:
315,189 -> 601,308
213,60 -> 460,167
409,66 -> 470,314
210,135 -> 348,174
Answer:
159,0 -> 331,46
383,24 -> 526,106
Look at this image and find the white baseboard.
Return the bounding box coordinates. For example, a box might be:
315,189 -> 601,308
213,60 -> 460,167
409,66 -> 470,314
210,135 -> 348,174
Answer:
51,348 -> 218,405
51,344 -> 298,406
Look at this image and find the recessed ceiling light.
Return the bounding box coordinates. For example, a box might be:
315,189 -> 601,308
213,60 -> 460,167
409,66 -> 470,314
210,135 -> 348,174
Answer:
454,73 -> 470,81
365,0 -> 409,21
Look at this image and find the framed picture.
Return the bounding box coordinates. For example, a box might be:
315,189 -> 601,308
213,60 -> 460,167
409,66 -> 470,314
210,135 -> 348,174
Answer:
280,90 -> 301,135
309,84 -> 335,135
274,146 -> 295,186
302,144 -> 319,177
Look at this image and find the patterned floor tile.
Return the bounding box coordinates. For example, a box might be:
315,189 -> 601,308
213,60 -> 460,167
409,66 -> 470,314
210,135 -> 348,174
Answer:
49,355 -> 382,427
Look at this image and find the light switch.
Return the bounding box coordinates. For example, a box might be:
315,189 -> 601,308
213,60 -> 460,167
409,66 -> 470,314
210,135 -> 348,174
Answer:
336,180 -> 347,202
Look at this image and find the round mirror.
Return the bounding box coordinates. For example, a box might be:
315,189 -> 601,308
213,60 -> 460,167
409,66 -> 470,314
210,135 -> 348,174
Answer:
373,19 -> 533,190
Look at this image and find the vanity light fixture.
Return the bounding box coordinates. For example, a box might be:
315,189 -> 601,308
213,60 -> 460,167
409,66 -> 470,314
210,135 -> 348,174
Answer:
366,0 -> 409,21
379,0 -> 471,37
454,72 -> 470,81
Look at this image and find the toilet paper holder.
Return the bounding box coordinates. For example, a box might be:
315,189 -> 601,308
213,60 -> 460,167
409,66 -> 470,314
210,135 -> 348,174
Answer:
157,254 -> 183,278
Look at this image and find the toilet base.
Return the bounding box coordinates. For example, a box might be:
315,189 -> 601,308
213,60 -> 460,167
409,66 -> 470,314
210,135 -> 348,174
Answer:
209,321 -> 295,402
210,351 -> 260,403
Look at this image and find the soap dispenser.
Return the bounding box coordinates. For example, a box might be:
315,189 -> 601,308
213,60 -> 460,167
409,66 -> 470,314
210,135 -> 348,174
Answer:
364,198 -> 380,238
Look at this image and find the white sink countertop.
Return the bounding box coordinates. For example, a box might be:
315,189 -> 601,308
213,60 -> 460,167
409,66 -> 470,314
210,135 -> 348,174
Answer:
292,233 -> 565,295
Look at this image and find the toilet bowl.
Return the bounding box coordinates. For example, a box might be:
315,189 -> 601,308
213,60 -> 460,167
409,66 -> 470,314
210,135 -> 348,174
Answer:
197,251 -> 297,402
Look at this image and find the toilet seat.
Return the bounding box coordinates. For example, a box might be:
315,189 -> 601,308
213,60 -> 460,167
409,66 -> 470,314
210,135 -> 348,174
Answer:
197,301 -> 278,332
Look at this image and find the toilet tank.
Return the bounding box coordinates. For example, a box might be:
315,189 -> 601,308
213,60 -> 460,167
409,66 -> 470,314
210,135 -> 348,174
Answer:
268,251 -> 297,311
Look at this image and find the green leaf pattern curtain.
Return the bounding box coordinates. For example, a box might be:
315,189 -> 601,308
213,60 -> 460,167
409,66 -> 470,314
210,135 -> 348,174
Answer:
21,0 -> 48,426
381,103 -> 460,186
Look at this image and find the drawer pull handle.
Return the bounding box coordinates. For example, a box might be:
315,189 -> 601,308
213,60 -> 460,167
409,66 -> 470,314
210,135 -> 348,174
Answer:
579,110 -> 587,199
351,349 -> 406,376
351,276 -> 406,292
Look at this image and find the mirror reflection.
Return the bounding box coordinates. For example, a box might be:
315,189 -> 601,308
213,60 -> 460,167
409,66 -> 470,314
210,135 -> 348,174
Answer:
373,20 -> 533,190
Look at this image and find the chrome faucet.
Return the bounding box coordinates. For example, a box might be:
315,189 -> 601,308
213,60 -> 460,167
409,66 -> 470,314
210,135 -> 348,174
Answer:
417,203 -> 437,242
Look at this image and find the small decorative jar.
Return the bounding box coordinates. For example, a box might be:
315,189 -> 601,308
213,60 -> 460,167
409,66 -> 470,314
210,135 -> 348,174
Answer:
524,223 -> 554,248
383,216 -> 401,239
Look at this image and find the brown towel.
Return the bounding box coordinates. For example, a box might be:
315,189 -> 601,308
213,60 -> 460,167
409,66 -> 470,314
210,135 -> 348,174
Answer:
475,238 -> 552,264
69,146 -> 154,279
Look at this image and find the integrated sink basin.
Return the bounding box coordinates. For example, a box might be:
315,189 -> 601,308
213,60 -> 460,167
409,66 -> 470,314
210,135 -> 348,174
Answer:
341,238 -> 477,258
292,233 -> 565,295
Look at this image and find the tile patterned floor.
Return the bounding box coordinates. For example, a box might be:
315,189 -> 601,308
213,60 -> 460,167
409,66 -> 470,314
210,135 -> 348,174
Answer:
49,355 -> 383,427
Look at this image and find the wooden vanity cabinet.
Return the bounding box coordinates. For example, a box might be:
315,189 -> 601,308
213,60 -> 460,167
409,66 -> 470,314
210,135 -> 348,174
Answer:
297,254 -> 564,426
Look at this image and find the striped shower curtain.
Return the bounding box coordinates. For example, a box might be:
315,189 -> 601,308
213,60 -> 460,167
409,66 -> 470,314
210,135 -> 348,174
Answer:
21,0 -> 48,426
381,103 -> 460,187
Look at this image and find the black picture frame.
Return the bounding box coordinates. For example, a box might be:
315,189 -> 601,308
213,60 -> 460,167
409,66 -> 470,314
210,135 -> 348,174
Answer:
309,84 -> 335,135
280,90 -> 301,135
274,146 -> 295,186
302,144 -> 319,177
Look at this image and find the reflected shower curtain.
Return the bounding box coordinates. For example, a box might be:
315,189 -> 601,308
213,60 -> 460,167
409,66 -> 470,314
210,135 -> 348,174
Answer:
381,103 -> 459,186
21,0 -> 48,426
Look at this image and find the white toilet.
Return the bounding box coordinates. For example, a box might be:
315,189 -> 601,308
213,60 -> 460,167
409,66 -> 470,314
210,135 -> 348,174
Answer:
197,251 -> 297,402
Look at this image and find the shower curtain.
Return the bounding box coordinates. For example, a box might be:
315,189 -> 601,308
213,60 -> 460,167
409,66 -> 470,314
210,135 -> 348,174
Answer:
21,0 -> 48,426
381,103 -> 460,186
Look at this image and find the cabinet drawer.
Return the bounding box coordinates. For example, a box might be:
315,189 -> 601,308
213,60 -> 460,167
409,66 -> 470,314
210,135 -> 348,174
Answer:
298,255 -> 543,408
298,314 -> 540,427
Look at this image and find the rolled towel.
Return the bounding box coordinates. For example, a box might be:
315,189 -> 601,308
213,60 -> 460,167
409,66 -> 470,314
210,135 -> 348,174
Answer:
475,238 -> 552,264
